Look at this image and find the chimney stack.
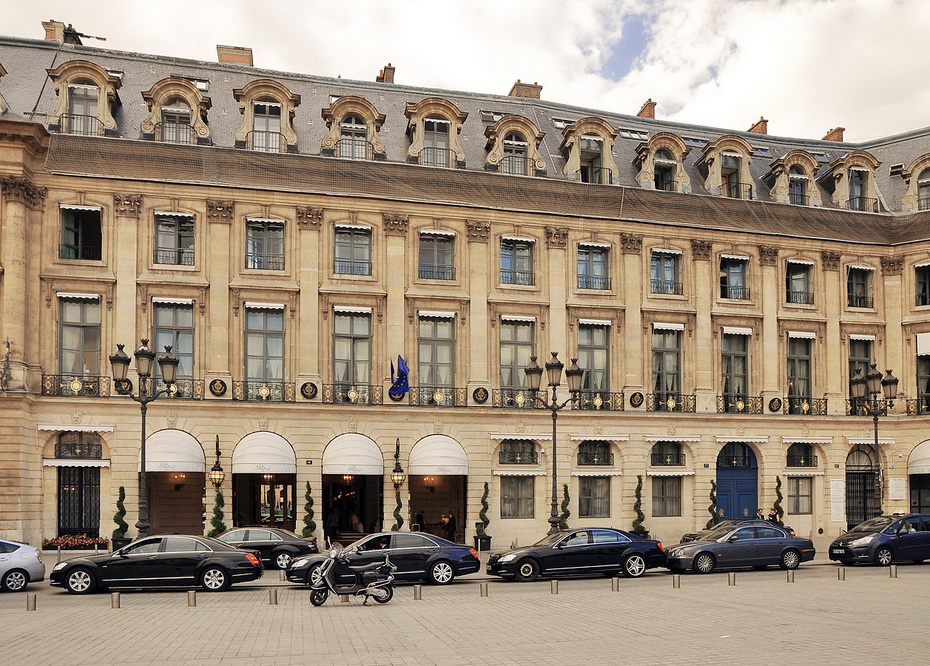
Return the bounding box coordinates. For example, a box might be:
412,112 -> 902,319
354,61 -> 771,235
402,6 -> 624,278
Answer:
376,63 -> 395,84
637,99 -> 656,119
748,117 -> 768,134
822,127 -> 845,142
216,45 -> 253,67
42,20 -> 83,45
508,80 -> 542,99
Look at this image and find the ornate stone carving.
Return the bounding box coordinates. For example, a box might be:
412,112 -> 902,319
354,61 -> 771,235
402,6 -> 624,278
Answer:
383,213 -> 409,237
759,245 -> 780,265
167,412 -> 178,428
881,256 -> 904,275
691,240 -> 712,260
621,233 -> 643,254
466,219 -> 490,242
1,176 -> 47,210
297,206 -> 323,228
259,416 -> 269,431
821,251 -> 841,271
114,193 -> 143,218
207,200 -> 234,223
545,226 -> 569,248
433,418 -> 444,434
347,417 -> 358,433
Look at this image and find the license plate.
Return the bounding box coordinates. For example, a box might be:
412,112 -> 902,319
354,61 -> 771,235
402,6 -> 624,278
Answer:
830,548 -> 844,555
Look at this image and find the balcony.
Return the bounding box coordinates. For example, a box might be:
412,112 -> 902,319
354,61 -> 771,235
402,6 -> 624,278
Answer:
54,114 -> 104,136
500,270 -> 534,286
846,398 -> 889,417
654,178 -> 678,192
42,374 -> 110,397
716,395 -> 764,414
232,381 -> 295,402
786,455 -> 819,467
336,138 -> 374,160
906,399 -> 930,415
419,147 -> 455,168
322,384 -> 383,405
785,396 -> 827,415
651,279 -> 683,295
245,253 -> 284,270
418,264 -> 455,280
847,197 -> 879,213
720,286 -> 750,300
717,454 -> 753,468
919,196 -> 930,212
409,386 -> 467,407
579,166 -> 613,185
650,453 -> 686,466
575,390 -> 624,411
59,244 -> 102,261
786,290 -> 815,305
500,155 -> 530,176
499,450 -> 539,465
334,259 -> 372,276
646,393 -> 696,413
577,451 -> 615,466
155,379 -> 204,400
247,130 -> 287,153
847,294 -> 874,308
789,193 -> 810,206
154,121 -> 195,145
492,389 -> 540,409
154,248 -> 195,266
724,183 -> 753,200
577,274 -> 611,290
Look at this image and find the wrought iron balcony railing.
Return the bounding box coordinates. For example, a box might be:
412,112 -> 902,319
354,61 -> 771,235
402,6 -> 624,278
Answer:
247,130 -> 287,153
847,196 -> 879,213
334,259 -> 372,276
54,114 -> 104,136
408,386 -> 467,407
847,294 -> 874,308
59,244 -> 102,261
418,264 -> 455,280
336,138 -> 374,160
155,379 -> 205,400
785,396 -> 828,415
651,279 -> 683,295
42,374 -> 110,397
500,269 -> 535,286
789,192 -> 810,206
419,147 -> 455,168
907,399 -> 930,415
499,450 -> 539,464
845,398 -> 890,417
720,286 -> 751,300
154,121 -> 195,144
154,248 -> 195,266
322,384 -> 383,405
786,455 -> 819,467
500,155 -> 530,176
575,390 -> 624,411
579,166 -> 613,184
245,253 -> 285,270
492,388 -> 541,409
786,290 -> 815,305
646,393 -> 696,412
716,395 -> 764,414
577,274 -> 611,290
724,183 -> 753,199
232,381 -> 295,402
577,451 -> 615,466
651,453 -> 686,466
919,196 -> 930,212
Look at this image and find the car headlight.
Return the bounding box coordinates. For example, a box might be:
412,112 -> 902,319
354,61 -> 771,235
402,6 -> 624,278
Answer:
52,562 -> 68,572
850,536 -> 875,548
668,549 -> 683,558
291,559 -> 309,569
499,554 -> 516,563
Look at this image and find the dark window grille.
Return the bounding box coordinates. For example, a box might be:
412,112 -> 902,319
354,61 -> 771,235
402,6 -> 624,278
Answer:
651,279 -> 683,295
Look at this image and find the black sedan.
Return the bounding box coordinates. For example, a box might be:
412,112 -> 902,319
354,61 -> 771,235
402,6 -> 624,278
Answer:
216,527 -> 318,569
487,528 -> 666,581
49,534 -> 263,594
287,532 -> 480,586
665,524 -> 816,574
680,519 -> 796,543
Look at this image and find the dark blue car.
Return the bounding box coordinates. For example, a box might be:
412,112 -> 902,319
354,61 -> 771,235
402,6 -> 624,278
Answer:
829,514 -> 930,565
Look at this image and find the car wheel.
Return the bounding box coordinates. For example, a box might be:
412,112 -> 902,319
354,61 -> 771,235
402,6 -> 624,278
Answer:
428,560 -> 455,585
200,566 -> 230,591
306,563 -> 324,587
274,551 -> 294,570
309,588 -> 329,606
693,553 -> 716,574
1,569 -> 28,592
372,584 -> 394,603
65,567 -> 97,594
875,546 -> 894,567
514,558 -> 539,582
622,554 -> 647,578
779,549 -> 800,570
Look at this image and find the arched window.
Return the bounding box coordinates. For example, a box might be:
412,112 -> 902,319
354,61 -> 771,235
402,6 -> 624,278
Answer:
422,116 -> 452,167
788,165 -> 808,205
56,432 -> 102,537
577,440 -> 612,466
252,99 -> 283,152
846,445 -> 875,470
786,442 -> 816,467
499,439 -> 537,464
67,79 -> 100,136
651,441 -> 684,466
502,132 -> 528,175
654,149 -> 675,191
918,168 -> 930,211
717,442 -> 752,468
339,115 -> 369,159
160,97 -> 192,144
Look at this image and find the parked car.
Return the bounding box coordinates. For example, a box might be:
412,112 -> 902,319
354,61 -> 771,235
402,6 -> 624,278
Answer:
680,519 -> 796,543
665,523 -> 815,574
287,532 -> 479,586
0,539 -> 45,592
216,527 -> 317,569
49,534 -> 262,594
829,514 -> 930,566
487,528 -> 666,581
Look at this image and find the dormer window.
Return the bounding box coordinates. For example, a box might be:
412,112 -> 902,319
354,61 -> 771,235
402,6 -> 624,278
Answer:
67,83 -> 100,135
918,169 -> 930,211
160,98 -> 192,144
252,102 -> 283,152
579,136 -> 605,183
788,166 -> 808,205
820,150 -> 880,211
560,117 -> 619,185
654,150 -> 675,191
502,133 -> 528,175
141,77 -> 212,145
233,79 -> 300,154
634,132 -> 691,193
848,168 -> 870,211
405,98 -> 468,169
721,152 -> 748,198
47,60 -> 122,137
422,117 -> 452,167
761,150 -> 820,206
339,115 -> 369,159
484,114 -> 546,176
697,136 -> 754,199
321,96 -> 386,160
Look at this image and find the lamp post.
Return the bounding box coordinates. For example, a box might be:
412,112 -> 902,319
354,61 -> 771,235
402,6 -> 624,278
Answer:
525,352 -> 583,535
850,364 -> 898,517
390,438 -> 407,531
109,340 -> 179,538
208,435 -> 225,490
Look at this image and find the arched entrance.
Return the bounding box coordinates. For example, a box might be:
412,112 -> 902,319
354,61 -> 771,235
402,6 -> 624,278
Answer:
846,444 -> 881,529
716,442 -> 758,519
908,440 -> 930,513
408,435 -> 468,541
232,433 -> 297,531
141,429 -> 205,534
321,434 -> 384,541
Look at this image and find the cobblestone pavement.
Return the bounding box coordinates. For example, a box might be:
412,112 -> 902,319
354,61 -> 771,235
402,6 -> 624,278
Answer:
2,558 -> 928,665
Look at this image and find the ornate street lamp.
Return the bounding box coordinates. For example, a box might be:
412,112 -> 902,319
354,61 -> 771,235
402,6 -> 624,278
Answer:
525,352 -> 583,534
851,363 -> 898,518
390,438 -> 406,531
208,435 -> 225,490
109,340 -> 178,538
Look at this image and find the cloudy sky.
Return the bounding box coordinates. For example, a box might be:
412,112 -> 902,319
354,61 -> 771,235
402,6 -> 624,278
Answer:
4,0 -> 928,142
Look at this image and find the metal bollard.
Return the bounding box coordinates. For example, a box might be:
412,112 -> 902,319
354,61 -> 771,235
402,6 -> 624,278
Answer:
340,594 -> 350,604
786,570 -> 795,583
26,593 -> 36,612
279,570 -> 286,581
479,582 -> 489,597
413,584 -> 422,600
268,588 -> 278,605
550,580 -> 559,595
672,574 -> 681,589
890,565 -> 898,578
611,577 -> 620,592
57,545 -> 62,563
111,592 -> 121,609
837,567 -> 846,581
728,571 -> 736,586
187,590 -> 197,607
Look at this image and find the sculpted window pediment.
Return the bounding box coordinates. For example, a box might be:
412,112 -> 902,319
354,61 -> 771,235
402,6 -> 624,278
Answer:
47,60 -> 122,135
560,117 -> 620,184
484,114 -> 546,175
404,98 -> 468,166
233,79 -> 301,150
321,95 -> 386,158
698,135 -> 755,198
763,150 -> 822,206
140,78 -> 212,144
634,132 -> 691,192
902,153 -> 930,212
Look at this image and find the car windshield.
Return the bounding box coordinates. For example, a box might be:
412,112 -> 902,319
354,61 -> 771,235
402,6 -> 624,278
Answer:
699,527 -> 736,542
849,517 -> 894,533
532,533 -> 567,547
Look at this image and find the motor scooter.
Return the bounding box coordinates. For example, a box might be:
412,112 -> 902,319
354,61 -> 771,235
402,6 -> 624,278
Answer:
309,544 -> 396,606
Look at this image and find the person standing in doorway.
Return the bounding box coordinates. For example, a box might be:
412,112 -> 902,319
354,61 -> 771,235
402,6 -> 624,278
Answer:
445,509 -> 457,542
755,508 -> 765,520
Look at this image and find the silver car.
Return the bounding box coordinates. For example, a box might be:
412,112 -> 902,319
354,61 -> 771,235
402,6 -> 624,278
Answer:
0,539 -> 45,592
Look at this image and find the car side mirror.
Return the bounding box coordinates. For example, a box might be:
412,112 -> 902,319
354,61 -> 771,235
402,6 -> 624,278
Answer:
118,549 -> 129,558
727,535 -> 739,542
554,543 -> 564,549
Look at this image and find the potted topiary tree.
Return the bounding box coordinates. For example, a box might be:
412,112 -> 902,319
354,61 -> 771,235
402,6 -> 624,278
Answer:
558,483 -> 570,530
631,475 -> 649,538
301,481 -> 317,547
207,489 -> 227,537
474,481 -> 491,551
111,486 -> 131,550
706,479 -> 719,529
774,475 -> 785,526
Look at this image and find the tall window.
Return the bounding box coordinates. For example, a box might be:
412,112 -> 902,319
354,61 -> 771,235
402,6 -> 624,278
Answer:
786,262 -> 813,305
334,227 -> 372,275
652,329 -> 681,400
333,312 -> 371,388
788,477 -> 812,514
847,268 -> 872,308
154,214 -> 194,265
499,320 -> 534,389
654,149 -> 675,191
721,333 -> 748,410
339,115 -> 368,159
418,317 -> 454,388
501,476 -> 534,518
499,439 -> 537,464
918,266 -> 930,307
245,308 -> 284,383
652,477 -> 682,517
578,245 -> 609,290
60,208 -> 102,260
579,136 -> 606,184
252,102 -> 282,152
651,441 -> 684,466
160,98 -> 192,144
59,298 -> 100,377
788,166 -> 808,205
418,233 -> 454,280
918,354 -> 930,414
848,338 -> 872,401
720,257 -> 749,299
578,324 -> 609,394
153,303 -> 194,380
787,442 -> 815,467
422,117 -> 451,167
650,251 -> 682,295
501,132 -> 528,175
66,84 -> 99,135
56,433 -> 101,537
500,239 -> 534,285
579,477 -> 610,518
245,219 -> 285,270
721,153 -> 745,198
919,168 -> 930,211
848,169 -> 867,210
787,337 -> 812,405
577,440 -> 612,465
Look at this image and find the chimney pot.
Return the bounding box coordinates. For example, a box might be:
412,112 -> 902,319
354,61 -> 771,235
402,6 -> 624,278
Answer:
508,80 -> 542,99
822,127 -> 845,142
216,45 -> 253,66
748,116 -> 768,134
637,99 -> 656,119
376,63 -> 395,83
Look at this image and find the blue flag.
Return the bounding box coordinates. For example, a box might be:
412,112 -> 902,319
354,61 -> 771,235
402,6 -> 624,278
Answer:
389,355 -> 409,397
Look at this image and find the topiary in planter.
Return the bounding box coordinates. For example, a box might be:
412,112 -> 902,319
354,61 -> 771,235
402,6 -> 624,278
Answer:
559,483 -> 571,530
706,479 -> 718,529
302,481 -> 317,538
774,475 -> 784,525
112,486 -> 128,540
476,482 -> 490,537
631,475 -> 649,537
207,490 -> 226,537
391,492 -> 404,531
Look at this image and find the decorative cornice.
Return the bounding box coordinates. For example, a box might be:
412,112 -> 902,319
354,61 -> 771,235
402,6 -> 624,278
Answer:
113,193 -> 143,218
881,256 -> 904,275
206,200 -> 234,223
691,239 -> 712,260
821,251 -> 841,271
296,206 -> 323,228
759,244 -> 779,265
466,219 -> 490,242
545,226 -> 569,248
1,176 -> 47,210
620,232 -> 643,254
383,213 -> 409,237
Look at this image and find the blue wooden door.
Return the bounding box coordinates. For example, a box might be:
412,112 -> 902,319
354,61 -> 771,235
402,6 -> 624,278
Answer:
716,443 -> 758,520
